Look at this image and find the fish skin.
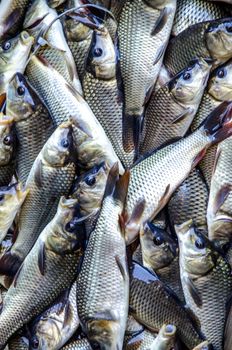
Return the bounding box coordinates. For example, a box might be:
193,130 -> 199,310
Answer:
0,123 -> 76,277
140,58 -> 211,155
124,329 -> 157,350
172,0 -> 229,37
47,0 -> 67,8
176,220 -> 232,350
29,282 -> 79,350
83,27 -> 135,168
0,196 -> 85,349
6,73 -> 54,185
61,338 -> 92,350
124,101 -> 232,238
0,0 -> 30,40
192,342 -> 210,350
0,31 -> 34,95
129,261 -> 204,349
164,18 -> 232,77
8,335 -> 29,350
26,55 -> 124,173
76,166 -> 129,350
117,0 -> 177,151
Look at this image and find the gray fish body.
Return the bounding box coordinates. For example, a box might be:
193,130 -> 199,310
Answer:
61,338 -> 91,350
8,335 -> 29,350
124,329 -> 157,350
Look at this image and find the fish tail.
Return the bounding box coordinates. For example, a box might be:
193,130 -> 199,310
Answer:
0,251 -> 22,277
201,101 -> 232,145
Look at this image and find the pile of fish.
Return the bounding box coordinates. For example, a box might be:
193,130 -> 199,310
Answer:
2,0 -> 232,349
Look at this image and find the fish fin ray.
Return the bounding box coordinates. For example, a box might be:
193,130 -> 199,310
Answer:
38,241 -> 46,275
151,7 -> 170,36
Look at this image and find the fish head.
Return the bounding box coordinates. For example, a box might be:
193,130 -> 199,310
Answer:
170,58 -> 211,103
208,59 -> 232,101
151,324 -> 176,349
0,114 -> 16,165
85,27 -> 116,80
206,19 -> 232,64
140,222 -> 177,271
71,162 -> 109,215
42,123 -> 75,167
7,73 -> 40,120
176,219 -> 216,277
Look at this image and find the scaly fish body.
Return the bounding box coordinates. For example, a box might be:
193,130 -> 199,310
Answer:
150,324 -> 176,350
26,55 -> 124,172
0,123 -> 76,276
164,18 -> 232,76
176,220 -> 232,350
48,0 -> 67,8
172,0 -> 229,37
8,335 -> 29,350
118,0 -> 176,151
61,338 -> 92,350
6,73 -> 54,185
124,329 -> 157,350
0,196 -> 85,349
0,31 -> 34,94
129,261 -> 204,349
29,282 -> 79,350
23,0 -> 82,95
140,58 -> 211,154
83,27 -> 134,168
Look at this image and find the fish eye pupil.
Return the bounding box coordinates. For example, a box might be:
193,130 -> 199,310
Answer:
85,176 -> 96,186
153,235 -> 163,246
2,41 -> 11,50
61,139 -> 69,148
195,238 -> 205,249
226,25 -> 232,33
93,47 -> 103,57
3,135 -> 12,145
183,72 -> 191,80
17,86 -> 25,96
217,69 -> 225,79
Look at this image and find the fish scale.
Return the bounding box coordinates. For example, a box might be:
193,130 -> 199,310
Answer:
0,164 -> 15,187
124,329 -> 157,349
61,338 -> 91,350
67,38 -> 92,82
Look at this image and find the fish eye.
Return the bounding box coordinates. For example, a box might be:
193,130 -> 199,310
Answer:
85,176 -> 96,186
226,25 -> 232,33
195,237 -> 205,249
153,235 -> 164,246
3,135 -> 13,146
183,72 -> 191,80
217,68 -> 226,79
17,86 -> 25,96
2,41 -> 11,51
61,139 -> 70,148
65,221 -> 76,233
93,47 -> 103,57
31,336 -> 39,349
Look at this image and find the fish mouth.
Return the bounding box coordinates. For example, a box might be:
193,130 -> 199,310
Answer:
20,31 -> 34,45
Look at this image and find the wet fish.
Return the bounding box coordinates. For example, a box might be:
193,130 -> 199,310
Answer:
140,222 -> 185,302
83,27 -> 135,168
118,0 -> 177,152
172,0 -> 229,37
0,31 -> 34,94
125,329 -> 157,350
0,123 -> 76,277
0,180 -> 28,245
176,220 -> 232,350
8,334 -> 29,350
76,165 -> 130,349
192,342 -> 210,350
151,324 -> 176,350
140,58 -> 211,155
124,101 -> 232,242
29,282 -> 79,350
0,195 -> 85,349
6,73 -> 54,185
0,0 -> 30,40
23,0 -> 82,95
129,261 -> 204,349
26,55 -> 124,173
47,0 -> 67,8
61,338 -> 92,350
164,18 -> 232,77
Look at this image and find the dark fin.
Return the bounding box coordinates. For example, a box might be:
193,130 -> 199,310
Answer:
102,163 -> 119,200
122,114 -> 135,153
212,147 -> 221,175
192,148 -> 207,169
143,85 -> 154,107
115,255 -> 127,281
38,241 -> 46,276
201,101 -> 232,144
13,262 -> 24,288
114,170 -> 130,204
119,210 -> 129,233
154,184 -> 171,217
25,14 -> 48,30
171,107 -> 191,124
0,94 -> 6,112
125,198 -> 146,244
151,7 -> 170,36
36,55 -> 52,68
184,275 -> 202,307
153,43 -> 166,65
12,222 -> 19,244
0,252 -> 22,277
34,159 -> 43,187
212,184 -> 232,215
3,276 -> 13,289
134,115 -> 144,160
2,8 -> 22,35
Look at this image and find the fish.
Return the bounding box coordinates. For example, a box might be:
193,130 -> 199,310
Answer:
0,195 -> 86,349
192,342 -> 210,350
29,282 -> 79,350
191,59 -> 232,187
0,31 -> 34,94
90,0 -> 126,20
26,55 -> 124,173
0,180 -> 28,245
124,101 -> 232,242
129,261 -> 204,349
150,324 -> 176,350
164,18 -> 232,77
140,222 -> 185,303
83,26 -> 135,168
125,329 -> 157,350
0,0 -> 30,39
47,0 -> 67,8
23,0 -> 83,95
168,168 -> 209,231
117,0 -> 177,152
0,123 -> 77,277
8,334 -> 29,350
176,219 -> 232,350
61,338 -> 92,350
70,162 -> 109,237
172,0 -> 229,37
140,58 -> 211,155
6,72 -> 54,185
76,165 -> 131,349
